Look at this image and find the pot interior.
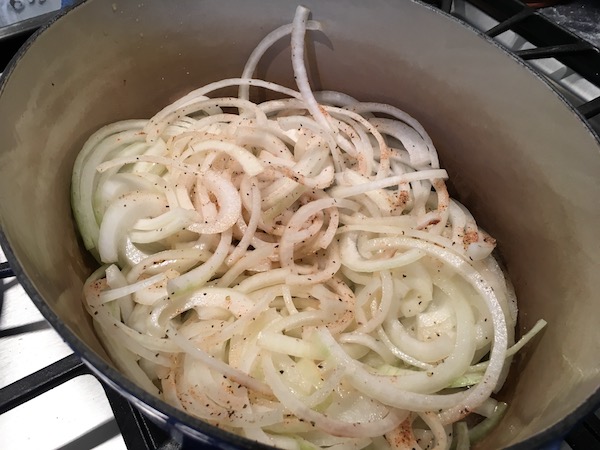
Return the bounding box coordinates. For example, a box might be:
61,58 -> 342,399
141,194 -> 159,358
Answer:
0,0 -> 599,448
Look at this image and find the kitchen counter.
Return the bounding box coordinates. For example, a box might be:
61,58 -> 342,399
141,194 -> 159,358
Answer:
541,0 -> 600,47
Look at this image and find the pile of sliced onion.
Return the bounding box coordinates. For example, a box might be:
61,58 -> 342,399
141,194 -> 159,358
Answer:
72,6 -> 545,449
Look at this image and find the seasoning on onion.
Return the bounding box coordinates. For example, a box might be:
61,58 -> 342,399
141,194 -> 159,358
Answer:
72,5 -> 545,449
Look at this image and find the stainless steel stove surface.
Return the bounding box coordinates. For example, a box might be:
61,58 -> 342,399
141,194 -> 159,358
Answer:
0,253 -> 125,449
0,1 -> 599,449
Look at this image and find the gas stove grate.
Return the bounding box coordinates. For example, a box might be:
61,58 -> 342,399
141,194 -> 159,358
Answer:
0,353 -> 87,415
424,0 -> 600,120
0,307 -> 180,450
0,261 -> 13,279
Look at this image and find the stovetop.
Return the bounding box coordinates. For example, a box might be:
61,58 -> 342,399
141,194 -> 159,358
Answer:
0,260 -> 124,449
0,1 -> 599,449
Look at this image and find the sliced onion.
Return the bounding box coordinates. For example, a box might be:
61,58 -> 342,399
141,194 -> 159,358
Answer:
73,5 -> 533,449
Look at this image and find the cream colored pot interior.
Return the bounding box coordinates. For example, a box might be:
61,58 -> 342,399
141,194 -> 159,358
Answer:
0,0 -> 599,448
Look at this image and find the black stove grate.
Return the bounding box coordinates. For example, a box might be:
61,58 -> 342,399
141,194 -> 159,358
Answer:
424,0 -> 600,119
0,321 -> 180,450
1,1 -> 600,449
103,386 -> 179,450
0,261 -> 14,279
